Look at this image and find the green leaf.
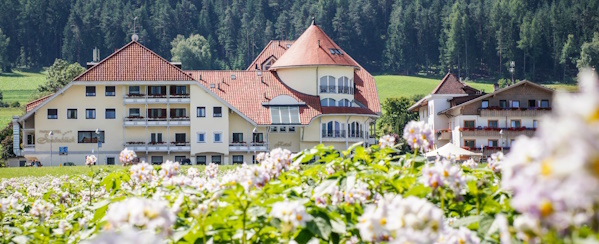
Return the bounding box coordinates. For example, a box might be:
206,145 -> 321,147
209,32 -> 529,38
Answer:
451,215 -> 483,227
313,179 -> 338,196
330,218 -> 346,234
294,229 -> 314,244
307,216 -> 332,240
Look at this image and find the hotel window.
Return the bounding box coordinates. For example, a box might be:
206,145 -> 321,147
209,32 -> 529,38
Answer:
67,109 -> 77,119
481,100 -> 489,108
252,133 -> 264,143
271,127 -> 278,132
338,99 -> 351,107
197,132 -> 206,143
533,120 -> 538,128
349,122 -> 363,138
27,134 -> 34,145
129,86 -> 140,95
148,86 -> 166,96
280,126 -> 286,132
196,156 -> 207,165
338,76 -> 351,94
85,109 -> 96,119
463,120 -> 475,128
488,140 -> 498,147
213,107 -> 222,117
319,76 -> 335,93
105,109 -> 116,119
232,155 -> 244,164
528,100 -> 536,108
511,100 -> 520,108
47,109 -> 58,119
464,140 -> 475,148
175,156 -> 186,163
151,156 -> 163,164
252,155 -> 257,164
499,100 -> 507,108
488,120 -> 498,128
289,126 -> 296,132
232,133 -> 243,143
78,131 -> 105,143
211,155 -> 222,164
511,120 -> 521,128
541,100 -> 549,108
148,109 -> 166,119
129,108 -> 140,117
106,157 -> 115,165
170,108 -> 186,118
150,133 -> 163,143
105,86 -> 115,96
86,86 -> 96,96
214,132 -> 222,143
175,133 -> 186,143
321,98 -> 336,107
170,86 -> 187,95
197,107 -> 206,117
322,121 -> 345,138
270,106 -> 300,124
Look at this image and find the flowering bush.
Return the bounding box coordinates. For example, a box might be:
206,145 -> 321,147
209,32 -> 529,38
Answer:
0,71 -> 597,243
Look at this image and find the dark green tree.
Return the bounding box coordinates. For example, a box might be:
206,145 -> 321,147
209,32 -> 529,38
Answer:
37,59 -> 85,96
171,34 -> 213,70
577,32 -> 599,70
377,97 -> 419,137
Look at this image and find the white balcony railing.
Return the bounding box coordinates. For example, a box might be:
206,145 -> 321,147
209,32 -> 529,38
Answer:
124,117 -> 190,127
229,142 -> 269,152
124,142 -> 190,152
123,94 -> 191,104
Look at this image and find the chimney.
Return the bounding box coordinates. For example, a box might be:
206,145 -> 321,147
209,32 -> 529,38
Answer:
493,83 -> 499,92
86,47 -> 100,69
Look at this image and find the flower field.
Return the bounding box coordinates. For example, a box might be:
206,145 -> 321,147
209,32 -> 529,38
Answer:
0,71 -> 598,243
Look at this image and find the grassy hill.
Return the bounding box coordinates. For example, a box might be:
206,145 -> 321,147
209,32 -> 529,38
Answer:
374,75 -> 578,103
0,71 -> 46,126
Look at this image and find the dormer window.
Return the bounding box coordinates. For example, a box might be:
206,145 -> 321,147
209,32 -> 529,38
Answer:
270,106 -> 300,124
261,56 -> 277,70
328,48 -> 343,55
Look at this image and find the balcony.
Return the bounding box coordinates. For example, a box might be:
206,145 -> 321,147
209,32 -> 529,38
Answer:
124,142 -> 190,152
480,107 -> 551,117
123,94 -> 191,104
123,117 -> 190,127
321,130 -> 366,141
460,127 -> 536,137
437,129 -> 452,140
466,147 -> 511,158
228,142 -> 269,152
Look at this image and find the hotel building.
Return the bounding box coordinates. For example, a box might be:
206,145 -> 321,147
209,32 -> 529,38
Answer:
12,21 -> 380,166
408,73 -> 554,157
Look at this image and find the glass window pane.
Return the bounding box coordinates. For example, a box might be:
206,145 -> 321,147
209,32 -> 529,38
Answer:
289,107 -> 300,123
280,107 -> 290,124
270,107 -> 281,124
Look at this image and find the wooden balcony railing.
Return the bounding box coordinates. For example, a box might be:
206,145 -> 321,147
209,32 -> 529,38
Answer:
480,107 -> 551,117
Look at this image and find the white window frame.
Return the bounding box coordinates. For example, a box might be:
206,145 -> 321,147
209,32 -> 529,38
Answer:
197,132 -> 206,143
213,132 -> 223,143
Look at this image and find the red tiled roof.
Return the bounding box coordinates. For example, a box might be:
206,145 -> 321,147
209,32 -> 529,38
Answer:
74,41 -> 193,81
269,24 -> 359,69
26,94 -> 53,113
431,73 -> 479,95
188,71 -> 322,125
248,39 -> 380,114
246,40 -> 294,71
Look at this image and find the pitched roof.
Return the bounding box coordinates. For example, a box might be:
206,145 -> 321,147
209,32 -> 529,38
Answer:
269,23 -> 359,70
26,94 -> 53,113
431,73 -> 479,95
74,41 -> 194,81
246,40 -> 294,71
438,80 -> 554,115
188,71 -> 322,125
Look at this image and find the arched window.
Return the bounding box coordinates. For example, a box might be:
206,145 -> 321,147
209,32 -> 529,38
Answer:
338,76 -> 350,94
321,98 -> 336,107
320,76 -> 336,93
321,120 -> 346,138
348,121 -> 363,138
350,79 -> 354,94
338,99 -> 351,107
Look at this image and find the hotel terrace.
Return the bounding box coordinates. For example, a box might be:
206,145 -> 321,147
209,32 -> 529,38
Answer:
12,21 -> 381,166
408,74 -> 553,158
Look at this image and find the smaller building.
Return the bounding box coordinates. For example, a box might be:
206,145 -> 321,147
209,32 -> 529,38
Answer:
409,74 -> 554,157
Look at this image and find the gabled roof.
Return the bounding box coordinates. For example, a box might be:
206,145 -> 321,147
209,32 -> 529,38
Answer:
74,41 -> 194,81
188,71 -> 322,125
269,22 -> 359,70
26,94 -> 53,113
247,40 -> 294,71
431,73 -> 479,95
438,80 -> 554,115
